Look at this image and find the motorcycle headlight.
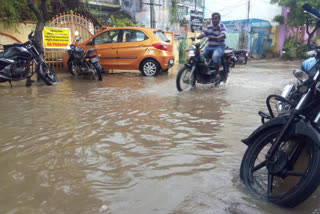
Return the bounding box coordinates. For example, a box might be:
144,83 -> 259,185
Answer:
293,69 -> 309,83
188,50 -> 195,57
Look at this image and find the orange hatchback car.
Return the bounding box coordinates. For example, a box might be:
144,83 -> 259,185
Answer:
77,27 -> 174,76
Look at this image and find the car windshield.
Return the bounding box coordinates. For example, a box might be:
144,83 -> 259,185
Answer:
153,31 -> 170,42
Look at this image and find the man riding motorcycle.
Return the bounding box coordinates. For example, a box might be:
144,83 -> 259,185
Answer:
196,12 -> 227,76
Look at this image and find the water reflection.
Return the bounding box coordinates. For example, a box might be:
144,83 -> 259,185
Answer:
1,60 -> 319,213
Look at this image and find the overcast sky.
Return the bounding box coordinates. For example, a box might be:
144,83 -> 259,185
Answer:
204,0 -> 282,24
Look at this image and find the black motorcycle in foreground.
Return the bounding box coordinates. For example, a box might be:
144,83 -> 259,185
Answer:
176,38 -> 233,92
240,3 -> 320,207
67,32 -> 103,81
0,32 -> 58,87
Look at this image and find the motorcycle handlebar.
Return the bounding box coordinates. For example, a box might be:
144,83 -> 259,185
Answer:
302,2 -> 320,19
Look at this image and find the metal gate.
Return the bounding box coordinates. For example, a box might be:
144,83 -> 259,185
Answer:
45,11 -> 99,68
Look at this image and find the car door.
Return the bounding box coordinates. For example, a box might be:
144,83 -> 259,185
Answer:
116,29 -> 150,69
91,30 -> 120,68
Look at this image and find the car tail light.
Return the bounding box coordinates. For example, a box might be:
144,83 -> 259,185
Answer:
152,43 -> 167,51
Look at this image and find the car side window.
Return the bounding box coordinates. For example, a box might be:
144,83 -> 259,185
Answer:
93,30 -> 120,45
122,30 -> 148,42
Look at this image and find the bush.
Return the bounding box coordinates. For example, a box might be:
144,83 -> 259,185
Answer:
282,38 -> 307,60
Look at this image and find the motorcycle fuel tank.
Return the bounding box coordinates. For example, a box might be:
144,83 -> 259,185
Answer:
3,47 -> 33,60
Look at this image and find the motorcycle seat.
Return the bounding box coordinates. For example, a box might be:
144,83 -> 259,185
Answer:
75,47 -> 84,53
234,49 -> 247,54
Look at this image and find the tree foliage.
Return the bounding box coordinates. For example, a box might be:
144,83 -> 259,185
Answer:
109,15 -> 136,27
271,0 -> 320,27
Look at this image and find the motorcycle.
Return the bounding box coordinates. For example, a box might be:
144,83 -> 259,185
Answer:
227,47 -> 249,68
0,31 -> 58,87
67,31 -> 103,81
176,38 -> 233,92
275,13 -> 320,116
240,3 -> 320,207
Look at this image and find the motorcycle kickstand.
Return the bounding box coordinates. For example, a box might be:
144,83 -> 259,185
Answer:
8,80 -> 12,88
26,77 -> 32,87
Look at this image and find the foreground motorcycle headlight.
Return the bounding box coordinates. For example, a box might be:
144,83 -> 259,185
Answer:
293,69 -> 309,82
188,50 -> 195,57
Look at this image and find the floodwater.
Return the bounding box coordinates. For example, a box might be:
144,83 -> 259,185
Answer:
1,59 -> 320,214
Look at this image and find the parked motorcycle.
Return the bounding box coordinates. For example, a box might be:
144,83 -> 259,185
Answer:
67,31 -> 103,81
0,31 -> 58,87
240,3 -> 320,207
228,48 -> 248,67
176,38 -> 233,92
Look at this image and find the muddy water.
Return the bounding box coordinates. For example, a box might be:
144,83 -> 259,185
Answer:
1,59 -> 319,214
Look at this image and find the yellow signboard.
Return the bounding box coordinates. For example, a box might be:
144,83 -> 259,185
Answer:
43,27 -> 71,49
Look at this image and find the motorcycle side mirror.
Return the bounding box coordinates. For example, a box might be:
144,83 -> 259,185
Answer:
28,31 -> 33,39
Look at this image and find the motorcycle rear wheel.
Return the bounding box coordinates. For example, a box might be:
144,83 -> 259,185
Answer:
176,66 -> 195,92
88,63 -> 102,81
38,63 -> 58,85
240,127 -> 320,207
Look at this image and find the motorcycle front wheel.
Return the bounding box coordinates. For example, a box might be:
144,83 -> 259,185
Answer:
38,63 -> 58,85
176,66 -> 195,92
68,61 -> 80,76
240,127 -> 320,207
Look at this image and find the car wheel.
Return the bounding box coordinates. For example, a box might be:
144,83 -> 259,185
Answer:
141,59 -> 160,76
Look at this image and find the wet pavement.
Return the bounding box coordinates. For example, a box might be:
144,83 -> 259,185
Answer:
1,59 -> 320,214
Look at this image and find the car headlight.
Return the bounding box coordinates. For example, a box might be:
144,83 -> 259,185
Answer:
293,69 -> 309,82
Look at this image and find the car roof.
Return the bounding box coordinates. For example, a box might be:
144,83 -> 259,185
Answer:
81,26 -> 165,45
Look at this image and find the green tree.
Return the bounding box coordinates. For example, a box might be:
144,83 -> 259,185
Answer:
271,0 -> 320,47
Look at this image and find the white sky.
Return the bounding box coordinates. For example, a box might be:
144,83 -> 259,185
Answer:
204,0 -> 282,24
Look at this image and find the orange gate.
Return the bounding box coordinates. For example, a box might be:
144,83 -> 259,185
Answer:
45,11 -> 100,69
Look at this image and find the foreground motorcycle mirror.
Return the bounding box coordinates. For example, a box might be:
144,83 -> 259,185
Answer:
307,50 -> 317,56
293,69 -> 309,82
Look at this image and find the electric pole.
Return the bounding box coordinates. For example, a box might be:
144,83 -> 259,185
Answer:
247,0 -> 250,23
143,0 -> 162,28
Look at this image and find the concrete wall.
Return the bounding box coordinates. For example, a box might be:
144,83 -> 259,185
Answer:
0,21 -> 36,45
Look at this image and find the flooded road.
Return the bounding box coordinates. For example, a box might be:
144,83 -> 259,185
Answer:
1,59 -> 319,214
